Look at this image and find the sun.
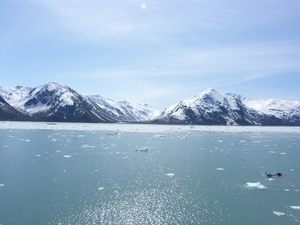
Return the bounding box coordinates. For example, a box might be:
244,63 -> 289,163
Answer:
141,2 -> 146,9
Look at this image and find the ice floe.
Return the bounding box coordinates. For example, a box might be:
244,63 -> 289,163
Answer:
273,211 -> 285,216
216,168 -> 224,171
63,155 -> 72,158
98,187 -> 104,191
0,184 -> 4,187
135,146 -> 148,152
246,182 -> 266,189
290,206 -> 300,210
166,173 -> 175,177
81,144 -> 95,148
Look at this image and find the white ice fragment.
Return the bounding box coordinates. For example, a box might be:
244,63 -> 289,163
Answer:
284,189 -> 290,191
51,138 -> 58,142
98,187 -> 104,191
0,184 -> 4,187
81,144 -> 95,148
280,152 -> 287,155
36,154 -> 41,157
166,173 -> 175,177
63,155 -> 71,158
290,206 -> 300,210
273,211 -> 285,216
216,168 -> 224,171
154,134 -> 165,138
3,145 -> 9,148
246,182 -> 266,189
135,146 -> 148,152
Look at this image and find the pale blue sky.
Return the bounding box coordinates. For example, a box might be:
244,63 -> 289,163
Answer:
1,0 -> 299,109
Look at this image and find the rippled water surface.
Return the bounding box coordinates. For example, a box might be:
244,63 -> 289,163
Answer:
1,122 -> 300,224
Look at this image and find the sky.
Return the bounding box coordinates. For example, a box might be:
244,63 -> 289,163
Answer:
0,0 -> 300,109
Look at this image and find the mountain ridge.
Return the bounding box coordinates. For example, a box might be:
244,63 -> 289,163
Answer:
0,82 -> 159,123
152,88 -> 300,126
1,82 -> 299,125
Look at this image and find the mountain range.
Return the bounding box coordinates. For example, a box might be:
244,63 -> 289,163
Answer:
1,82 -> 299,126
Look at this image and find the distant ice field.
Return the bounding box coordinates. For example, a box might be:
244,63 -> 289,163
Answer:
1,121 -> 300,133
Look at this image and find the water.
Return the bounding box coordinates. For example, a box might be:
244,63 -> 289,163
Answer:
0,122 -> 300,224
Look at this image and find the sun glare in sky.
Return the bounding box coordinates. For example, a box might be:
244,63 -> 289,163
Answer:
141,2 -> 146,9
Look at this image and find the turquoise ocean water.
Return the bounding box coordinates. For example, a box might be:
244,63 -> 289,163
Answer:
0,122 -> 300,224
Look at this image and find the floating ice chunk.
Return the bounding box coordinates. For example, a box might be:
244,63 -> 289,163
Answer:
51,138 -> 58,142
3,145 -> 9,148
273,211 -> 285,216
0,184 -> 4,187
166,173 -> 175,177
284,189 -> 290,192
63,155 -> 72,158
280,152 -> 287,155
81,144 -> 95,148
246,182 -> 266,189
268,151 -> 275,154
98,187 -> 104,191
290,206 -> 300,210
216,168 -> 224,171
154,134 -> 165,138
218,140 -> 223,142
135,146 -> 148,152
36,154 -> 41,157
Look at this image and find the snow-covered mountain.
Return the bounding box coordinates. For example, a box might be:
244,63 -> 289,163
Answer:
1,83 -> 299,125
152,88 -> 300,126
0,82 -> 159,123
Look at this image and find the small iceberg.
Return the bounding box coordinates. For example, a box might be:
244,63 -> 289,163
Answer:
135,146 -> 148,152
216,168 -> 224,171
246,182 -> 266,189
63,155 -> 72,158
166,173 -> 175,177
290,206 -> 300,210
273,211 -> 285,216
0,184 -> 4,187
81,144 -> 95,148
